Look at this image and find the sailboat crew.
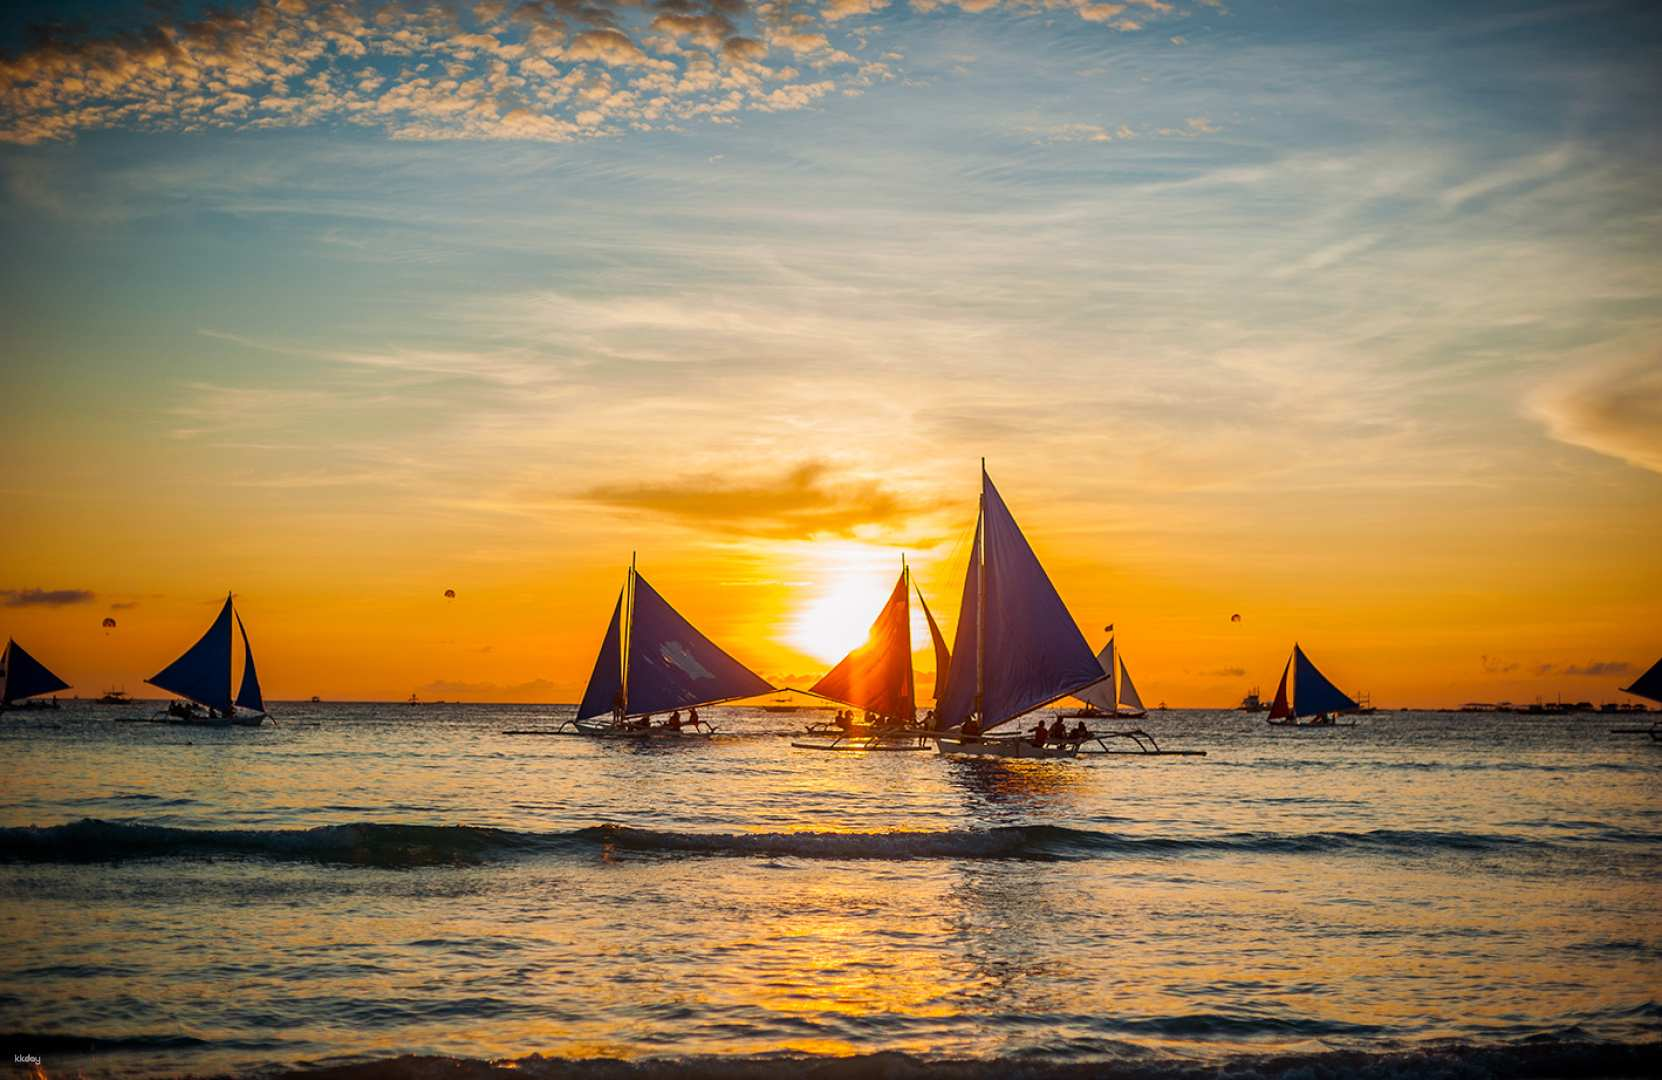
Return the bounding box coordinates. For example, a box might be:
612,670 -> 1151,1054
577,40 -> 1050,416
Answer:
666,710 -> 682,732
1070,720 -> 1090,742
1049,717 -> 1068,743
1031,719 -> 1049,748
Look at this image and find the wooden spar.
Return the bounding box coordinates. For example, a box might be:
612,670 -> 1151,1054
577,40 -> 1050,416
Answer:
621,551 -> 635,720
975,458 -> 985,726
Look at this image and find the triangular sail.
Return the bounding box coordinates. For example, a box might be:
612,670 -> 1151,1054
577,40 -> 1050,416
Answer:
937,471 -> 1104,730
148,594 -> 234,712
1075,639 -> 1117,713
1,639 -> 70,704
1623,655 -> 1662,704
810,569 -> 915,720
234,612 -> 265,714
1267,658 -> 1292,720
1291,644 -> 1357,717
575,588 -> 625,720
915,584 -> 951,704
624,572 -> 773,715
1118,655 -> 1146,714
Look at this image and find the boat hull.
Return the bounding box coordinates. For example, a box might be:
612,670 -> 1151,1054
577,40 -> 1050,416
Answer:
935,736 -> 1080,759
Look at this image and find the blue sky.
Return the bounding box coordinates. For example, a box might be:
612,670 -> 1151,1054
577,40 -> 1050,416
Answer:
1,0 -> 1659,702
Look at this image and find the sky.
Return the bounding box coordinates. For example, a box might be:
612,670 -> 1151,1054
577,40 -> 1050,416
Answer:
1,0 -> 1659,707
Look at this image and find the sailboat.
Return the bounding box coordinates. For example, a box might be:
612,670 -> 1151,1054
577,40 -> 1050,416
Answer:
1063,637 -> 1148,720
1265,643 -> 1357,728
793,560 -> 946,751
933,465 -> 1107,758
0,639 -> 70,713
144,592 -> 267,727
568,555 -> 772,737
1611,655 -> 1662,740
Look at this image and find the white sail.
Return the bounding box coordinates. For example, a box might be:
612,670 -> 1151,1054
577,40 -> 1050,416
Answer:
1075,639 -> 1117,712
1117,655 -> 1146,714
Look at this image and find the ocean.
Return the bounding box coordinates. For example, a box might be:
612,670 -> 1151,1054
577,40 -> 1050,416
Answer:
1,703 -> 1657,1078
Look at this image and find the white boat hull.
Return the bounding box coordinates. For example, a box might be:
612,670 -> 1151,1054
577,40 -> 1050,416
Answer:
935,736 -> 1079,759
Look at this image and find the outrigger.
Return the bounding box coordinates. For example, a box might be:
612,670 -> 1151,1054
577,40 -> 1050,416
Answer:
929,463 -> 1201,760
792,556 -> 946,753
1263,644 -> 1359,728
519,553 -> 772,740
130,593 -> 268,727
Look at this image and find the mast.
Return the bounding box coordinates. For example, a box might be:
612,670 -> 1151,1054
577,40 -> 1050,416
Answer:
975,458 -> 986,723
903,554 -> 916,718
621,551 -> 636,718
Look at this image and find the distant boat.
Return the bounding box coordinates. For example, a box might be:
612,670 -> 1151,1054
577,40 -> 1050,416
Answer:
794,559 -> 948,751
933,466 -> 1106,758
97,688 -> 133,705
1062,637 -> 1148,720
143,592 -> 267,727
1265,644 -> 1358,728
1238,687 -> 1268,712
567,554 -> 772,738
0,638 -> 70,713
1612,655 -> 1662,740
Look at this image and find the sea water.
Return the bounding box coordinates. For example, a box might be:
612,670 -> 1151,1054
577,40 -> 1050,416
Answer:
1,704 -> 1657,1077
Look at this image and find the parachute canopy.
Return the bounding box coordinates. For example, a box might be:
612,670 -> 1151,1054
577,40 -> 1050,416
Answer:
102,617 -> 117,629
443,589 -> 456,599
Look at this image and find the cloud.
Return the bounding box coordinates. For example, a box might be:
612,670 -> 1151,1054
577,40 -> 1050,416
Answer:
109,601 -> 141,610
416,677 -> 560,700
1530,351 -> 1662,476
1561,661 -> 1632,677
1199,666 -> 1246,678
580,460 -> 926,539
0,0 -> 1198,145
1481,655 -> 1519,674
1534,660 -> 1634,677
1,588 -> 95,607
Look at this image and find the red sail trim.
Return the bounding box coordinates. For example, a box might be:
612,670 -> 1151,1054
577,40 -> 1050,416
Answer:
1267,658 -> 1292,719
811,570 -> 915,720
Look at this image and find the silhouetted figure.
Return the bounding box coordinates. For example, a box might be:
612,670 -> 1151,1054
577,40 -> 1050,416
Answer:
1031,720 -> 1049,748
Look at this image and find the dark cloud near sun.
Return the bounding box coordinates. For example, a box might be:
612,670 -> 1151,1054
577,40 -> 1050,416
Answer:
1,587 -> 95,607
1531,351 -> 1662,476
580,460 -> 930,539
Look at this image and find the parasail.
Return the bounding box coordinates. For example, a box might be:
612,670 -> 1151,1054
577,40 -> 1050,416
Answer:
1230,613 -> 1242,623
443,589 -> 456,599
102,617 -> 117,629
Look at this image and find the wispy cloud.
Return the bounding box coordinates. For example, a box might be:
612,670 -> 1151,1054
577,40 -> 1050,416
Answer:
1,588 -> 95,607
1530,351 -> 1662,476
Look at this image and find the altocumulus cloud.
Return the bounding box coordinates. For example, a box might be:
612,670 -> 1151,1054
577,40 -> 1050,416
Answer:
0,0 -> 1196,145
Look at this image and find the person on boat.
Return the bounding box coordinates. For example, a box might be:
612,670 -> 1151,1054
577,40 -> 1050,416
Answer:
1049,717 -> 1068,743
1070,720 -> 1091,743
630,714 -> 652,731
1031,719 -> 1049,748
835,710 -> 852,733
611,688 -> 626,727
959,715 -> 982,741
666,710 -> 682,732
687,707 -> 699,730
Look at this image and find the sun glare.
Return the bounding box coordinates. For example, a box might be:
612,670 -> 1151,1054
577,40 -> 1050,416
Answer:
784,543 -> 927,666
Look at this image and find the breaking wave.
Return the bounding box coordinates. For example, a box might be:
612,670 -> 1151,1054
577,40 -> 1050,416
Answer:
0,818 -> 1590,868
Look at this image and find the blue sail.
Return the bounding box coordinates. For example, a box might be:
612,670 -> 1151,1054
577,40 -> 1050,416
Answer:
1292,644 -> 1358,717
148,594 -> 234,712
234,612 -> 265,714
1623,655 -> 1662,704
915,583 -> 951,704
625,572 -> 773,716
575,588 -> 625,720
937,471 -> 1104,730
1,639 -> 70,704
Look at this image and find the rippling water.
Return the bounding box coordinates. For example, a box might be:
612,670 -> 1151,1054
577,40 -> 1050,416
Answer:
1,703 -> 1658,1077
